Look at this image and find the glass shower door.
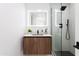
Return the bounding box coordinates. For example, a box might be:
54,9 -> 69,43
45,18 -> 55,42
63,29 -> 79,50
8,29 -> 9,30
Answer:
51,3 -> 62,56
54,10 -> 62,56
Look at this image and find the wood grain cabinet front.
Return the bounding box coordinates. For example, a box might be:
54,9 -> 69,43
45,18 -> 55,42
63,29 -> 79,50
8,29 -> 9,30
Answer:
23,36 -> 52,55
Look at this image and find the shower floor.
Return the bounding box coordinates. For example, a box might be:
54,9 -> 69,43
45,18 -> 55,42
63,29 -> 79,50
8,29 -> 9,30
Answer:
55,51 -> 74,56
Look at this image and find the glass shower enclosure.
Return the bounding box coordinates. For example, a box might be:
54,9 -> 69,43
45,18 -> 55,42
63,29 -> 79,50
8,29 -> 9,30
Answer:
51,3 -> 62,56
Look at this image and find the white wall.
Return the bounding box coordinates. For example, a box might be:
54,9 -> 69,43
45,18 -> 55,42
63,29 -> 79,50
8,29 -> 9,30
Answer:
74,3 -> 79,56
69,3 -> 75,55
25,3 -> 51,35
69,3 -> 79,56
0,4 -> 26,56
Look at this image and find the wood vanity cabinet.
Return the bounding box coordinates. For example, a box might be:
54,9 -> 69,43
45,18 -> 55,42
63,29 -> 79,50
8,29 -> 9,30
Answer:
23,36 -> 52,55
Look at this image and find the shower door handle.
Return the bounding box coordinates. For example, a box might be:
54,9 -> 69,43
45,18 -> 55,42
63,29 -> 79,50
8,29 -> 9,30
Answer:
59,24 -> 63,28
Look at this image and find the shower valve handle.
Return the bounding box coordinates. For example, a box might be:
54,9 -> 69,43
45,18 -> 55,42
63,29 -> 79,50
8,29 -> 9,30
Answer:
59,23 -> 63,28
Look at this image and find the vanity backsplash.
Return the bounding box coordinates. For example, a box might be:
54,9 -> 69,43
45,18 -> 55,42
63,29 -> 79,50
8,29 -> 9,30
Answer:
24,26 -> 50,35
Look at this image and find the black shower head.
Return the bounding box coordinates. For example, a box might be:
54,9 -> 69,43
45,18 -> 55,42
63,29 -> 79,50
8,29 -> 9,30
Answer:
60,6 -> 67,11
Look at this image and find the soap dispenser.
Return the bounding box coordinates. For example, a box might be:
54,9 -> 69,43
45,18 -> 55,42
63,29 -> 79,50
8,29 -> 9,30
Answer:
37,29 -> 39,35
45,28 -> 48,34
41,29 -> 43,35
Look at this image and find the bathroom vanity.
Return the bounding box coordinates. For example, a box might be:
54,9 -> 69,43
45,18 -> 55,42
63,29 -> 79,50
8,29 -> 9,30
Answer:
23,35 -> 52,55
23,9 -> 52,55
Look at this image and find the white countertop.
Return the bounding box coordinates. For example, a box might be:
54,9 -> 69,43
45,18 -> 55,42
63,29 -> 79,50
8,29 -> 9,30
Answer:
24,34 -> 52,37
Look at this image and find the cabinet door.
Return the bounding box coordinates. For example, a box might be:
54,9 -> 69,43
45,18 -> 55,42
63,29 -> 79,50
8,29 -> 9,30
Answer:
23,37 -> 38,55
37,37 -> 52,55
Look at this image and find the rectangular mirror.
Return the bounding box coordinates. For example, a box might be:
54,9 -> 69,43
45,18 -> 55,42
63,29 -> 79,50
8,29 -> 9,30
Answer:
27,10 -> 48,26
